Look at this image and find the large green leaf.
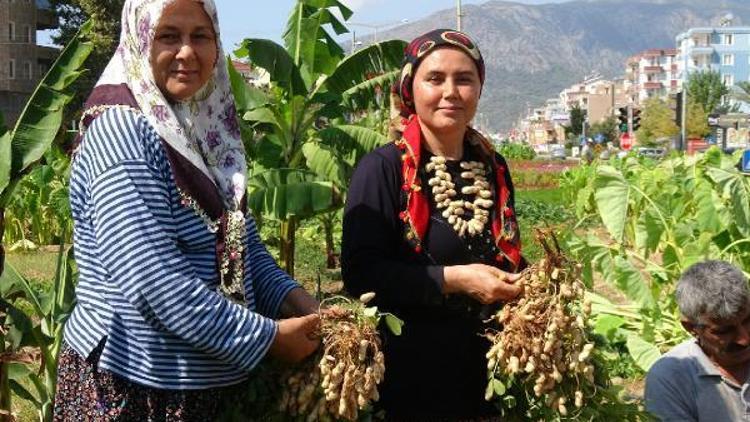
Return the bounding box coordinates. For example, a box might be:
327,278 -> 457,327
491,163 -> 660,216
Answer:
626,333 -> 661,372
243,107 -> 282,128
282,3 -> 346,86
706,165 -> 750,237
634,207 -> 663,257
227,57 -> 270,112
235,38 -> 307,96
594,166 -> 630,243
247,168 -> 341,220
302,142 -> 347,186
613,255 -> 655,308
10,20 -> 93,181
325,40 -> 406,95
318,125 -> 388,167
693,179 -> 722,233
343,69 -> 401,110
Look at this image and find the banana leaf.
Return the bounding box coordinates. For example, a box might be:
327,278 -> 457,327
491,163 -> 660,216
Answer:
247,168 -> 341,220
9,20 -> 93,186
318,125 -> 388,167
235,38 -> 307,97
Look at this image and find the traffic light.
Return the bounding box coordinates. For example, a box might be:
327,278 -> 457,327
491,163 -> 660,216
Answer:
616,106 -> 628,133
632,108 -> 642,132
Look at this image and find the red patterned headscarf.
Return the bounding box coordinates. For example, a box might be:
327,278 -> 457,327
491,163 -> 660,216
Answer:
394,29 -> 485,118
391,29 -> 522,270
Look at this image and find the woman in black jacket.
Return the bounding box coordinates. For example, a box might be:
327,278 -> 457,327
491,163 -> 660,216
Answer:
342,29 -> 525,420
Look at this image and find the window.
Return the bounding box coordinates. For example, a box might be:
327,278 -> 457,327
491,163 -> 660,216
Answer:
25,25 -> 32,43
8,59 -> 15,80
25,62 -> 32,79
8,21 -> 15,41
723,54 -> 734,66
723,74 -> 734,86
725,34 -> 734,45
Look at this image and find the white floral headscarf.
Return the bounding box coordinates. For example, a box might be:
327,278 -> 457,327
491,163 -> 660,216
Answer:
97,0 -> 246,211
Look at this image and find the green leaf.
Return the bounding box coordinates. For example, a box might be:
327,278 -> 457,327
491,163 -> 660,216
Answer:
247,168 -> 341,220
593,314 -> 626,339
302,141 -> 347,186
10,378 -> 42,408
693,179 -> 722,233
341,70 -> 400,110
10,20 -> 93,181
325,40 -> 407,108
626,333 -> 661,372
235,38 -> 307,96
594,166 -> 630,243
243,107 -> 281,128
326,40 -> 405,95
634,207 -> 663,257
363,306 -> 377,318
227,57 -> 270,111
613,255 -> 654,308
318,125 -> 388,168
492,379 -> 506,396
0,130 -> 11,195
384,313 -> 403,336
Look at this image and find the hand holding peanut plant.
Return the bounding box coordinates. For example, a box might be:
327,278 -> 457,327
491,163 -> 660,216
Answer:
484,230 -> 648,421
277,292 -> 402,421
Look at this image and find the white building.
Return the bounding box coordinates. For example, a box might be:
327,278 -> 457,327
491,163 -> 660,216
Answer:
626,48 -> 679,105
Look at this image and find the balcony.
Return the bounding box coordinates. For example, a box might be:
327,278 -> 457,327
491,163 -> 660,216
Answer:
643,66 -> 663,74
690,46 -> 714,57
36,45 -> 59,63
644,82 -> 663,90
36,7 -> 58,31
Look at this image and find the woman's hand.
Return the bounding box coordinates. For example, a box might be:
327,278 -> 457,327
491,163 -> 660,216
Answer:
443,263 -> 522,304
268,313 -> 320,363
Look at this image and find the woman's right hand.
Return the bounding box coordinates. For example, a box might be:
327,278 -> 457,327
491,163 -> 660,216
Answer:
268,313 -> 320,363
443,263 -> 523,304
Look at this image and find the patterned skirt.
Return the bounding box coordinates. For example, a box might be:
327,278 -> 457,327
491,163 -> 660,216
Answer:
53,341 -> 234,421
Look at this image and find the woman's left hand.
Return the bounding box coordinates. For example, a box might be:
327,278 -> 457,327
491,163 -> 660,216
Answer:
443,263 -> 522,304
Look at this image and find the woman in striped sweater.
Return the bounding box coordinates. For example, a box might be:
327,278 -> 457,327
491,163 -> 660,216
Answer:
52,0 -> 320,420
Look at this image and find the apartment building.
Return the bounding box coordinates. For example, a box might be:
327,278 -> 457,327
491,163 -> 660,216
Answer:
561,75 -> 629,124
676,26 -> 750,90
626,48 -> 679,105
0,0 -> 59,125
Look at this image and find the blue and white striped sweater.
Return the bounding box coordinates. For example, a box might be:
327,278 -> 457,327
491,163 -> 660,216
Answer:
64,107 -> 298,389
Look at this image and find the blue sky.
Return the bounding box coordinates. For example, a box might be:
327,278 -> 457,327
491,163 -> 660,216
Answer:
39,0 -> 490,50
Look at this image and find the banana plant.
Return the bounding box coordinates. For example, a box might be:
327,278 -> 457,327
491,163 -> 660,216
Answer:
230,0 -> 403,276
1,239 -> 76,422
0,20 -> 93,421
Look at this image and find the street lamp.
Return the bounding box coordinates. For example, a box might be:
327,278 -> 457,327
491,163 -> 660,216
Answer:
349,19 -> 409,46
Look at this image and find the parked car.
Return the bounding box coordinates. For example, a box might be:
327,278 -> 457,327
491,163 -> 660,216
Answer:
550,145 -> 566,160
636,147 -> 666,160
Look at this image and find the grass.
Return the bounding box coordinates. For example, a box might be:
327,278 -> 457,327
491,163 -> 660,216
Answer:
515,187 -> 570,263
6,249 -> 61,292
516,187 -> 565,204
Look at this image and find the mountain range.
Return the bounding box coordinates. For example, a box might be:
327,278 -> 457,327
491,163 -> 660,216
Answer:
376,0 -> 750,132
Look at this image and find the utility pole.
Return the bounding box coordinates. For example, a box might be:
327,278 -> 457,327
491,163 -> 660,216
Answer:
680,42 -> 688,151
457,0 -> 463,31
